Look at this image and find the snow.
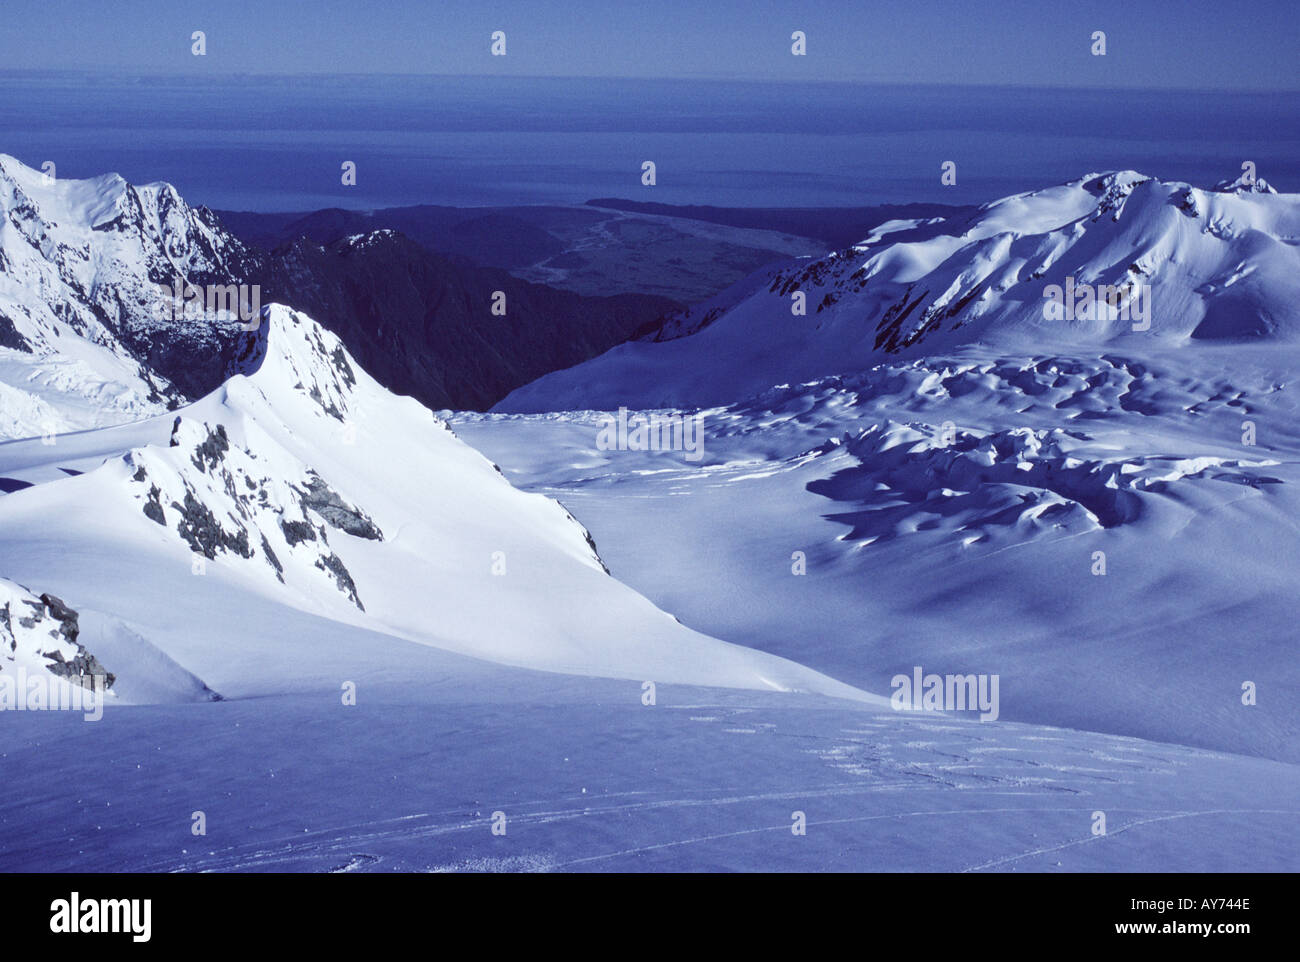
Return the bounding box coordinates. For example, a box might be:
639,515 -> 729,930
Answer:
2,166 -> 1298,872
497,171 -> 1300,413
0,154 -> 259,439
0,305 -> 860,697
457,342 -> 1300,764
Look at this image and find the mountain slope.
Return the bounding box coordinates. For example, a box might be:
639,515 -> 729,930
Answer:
1,577 -> 114,696
0,153 -> 263,434
473,170 -> 1300,764
254,230 -> 677,411
0,303 -> 866,697
497,171 -> 1300,413
0,155 -> 678,440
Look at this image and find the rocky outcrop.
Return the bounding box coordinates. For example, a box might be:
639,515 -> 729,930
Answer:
0,581 -> 115,690
298,473 -> 383,541
124,409 -> 376,612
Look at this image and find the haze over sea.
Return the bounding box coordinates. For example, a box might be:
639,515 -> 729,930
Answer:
2,71 -> 1296,212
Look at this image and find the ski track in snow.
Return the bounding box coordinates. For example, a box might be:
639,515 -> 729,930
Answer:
80,704 -> 1293,874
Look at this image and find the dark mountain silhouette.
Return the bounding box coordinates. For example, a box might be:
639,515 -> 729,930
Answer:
253,230 -> 677,410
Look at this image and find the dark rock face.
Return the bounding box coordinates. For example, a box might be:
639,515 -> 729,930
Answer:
0,589 -> 116,690
315,552 -> 364,610
279,518 -> 318,546
0,313 -> 31,352
248,230 -> 679,411
142,488 -> 167,526
190,424 -> 231,473
172,490 -> 253,560
329,345 -> 356,388
260,535 -> 285,583
43,648 -> 116,689
38,593 -> 77,636
299,474 -> 383,541
37,593 -> 115,689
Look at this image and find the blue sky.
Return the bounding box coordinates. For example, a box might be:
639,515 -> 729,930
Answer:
3,0 -> 1297,89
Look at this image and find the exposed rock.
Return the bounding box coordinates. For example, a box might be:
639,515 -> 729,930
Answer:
0,581 -> 115,690
142,484 -> 167,525
279,518 -> 318,546
299,473 -> 383,540
190,423 -> 231,473
260,534 -> 285,583
123,412 -> 379,610
172,490 -> 252,560
315,552 -> 364,610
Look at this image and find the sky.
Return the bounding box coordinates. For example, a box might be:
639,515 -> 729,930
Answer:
2,0 -> 1297,90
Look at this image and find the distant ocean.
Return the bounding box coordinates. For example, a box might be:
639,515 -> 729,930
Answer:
1,71 -> 1295,212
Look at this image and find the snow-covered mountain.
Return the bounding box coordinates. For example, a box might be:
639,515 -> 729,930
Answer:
2,165 -> 1298,873
498,171 -> 1300,412
0,154 -> 267,438
472,169 -> 1300,767
0,302 -> 862,696
0,155 -> 681,439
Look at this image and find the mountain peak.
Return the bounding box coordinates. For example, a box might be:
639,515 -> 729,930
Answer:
1212,171 -> 1278,194
0,155 -> 268,439
225,305 -> 359,424
498,169 -> 1300,412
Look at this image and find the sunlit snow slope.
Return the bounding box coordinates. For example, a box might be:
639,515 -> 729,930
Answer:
0,304 -> 863,698
499,171 -> 1300,412
473,171 -> 1300,766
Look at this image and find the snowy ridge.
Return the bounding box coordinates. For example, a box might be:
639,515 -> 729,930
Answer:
0,154 -> 260,439
499,170 -> 1300,412
0,304 -> 868,699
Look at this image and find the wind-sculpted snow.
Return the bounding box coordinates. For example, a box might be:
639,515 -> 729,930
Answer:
808,420 -> 1281,547
458,335 -> 1300,764
682,351 -> 1290,549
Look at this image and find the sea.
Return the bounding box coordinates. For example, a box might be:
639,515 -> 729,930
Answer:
1,71 -> 1295,212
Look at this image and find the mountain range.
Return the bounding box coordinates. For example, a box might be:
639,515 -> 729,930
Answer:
0,154 -> 676,436
2,157 -> 1297,872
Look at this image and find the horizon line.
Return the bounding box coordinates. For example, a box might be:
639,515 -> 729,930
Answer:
1,66 -> 1296,96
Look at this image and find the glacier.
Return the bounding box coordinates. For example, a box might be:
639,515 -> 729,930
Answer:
1,163 -> 1298,872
